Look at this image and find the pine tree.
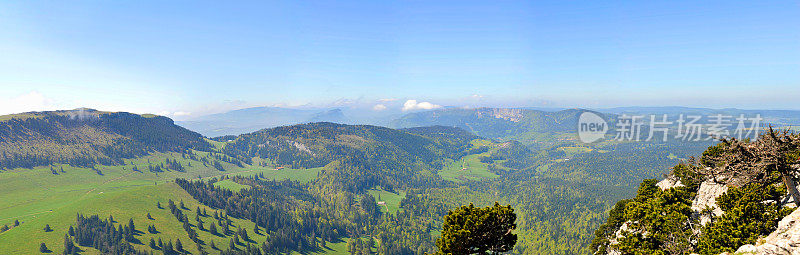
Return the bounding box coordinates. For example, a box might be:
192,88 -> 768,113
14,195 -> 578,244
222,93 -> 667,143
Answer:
165,240 -> 174,254
68,226 -> 74,236
128,218 -> 136,232
147,213 -> 153,220
435,203 -> 517,255
149,238 -> 157,249
210,222 -> 218,236
13,219 -> 19,226
63,235 -> 75,254
43,224 -> 52,232
240,228 -> 249,241
222,219 -> 230,235
39,242 -> 48,253
176,238 -> 183,252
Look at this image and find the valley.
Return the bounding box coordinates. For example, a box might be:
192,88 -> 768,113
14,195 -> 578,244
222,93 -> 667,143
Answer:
0,108 -> 718,254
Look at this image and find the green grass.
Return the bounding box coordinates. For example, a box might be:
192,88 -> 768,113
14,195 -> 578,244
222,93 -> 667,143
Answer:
0,182 -> 350,255
0,153 -> 330,254
439,153 -> 498,182
367,189 -> 406,215
206,138 -> 229,150
214,179 -> 250,192
470,139 -> 495,148
558,146 -> 593,158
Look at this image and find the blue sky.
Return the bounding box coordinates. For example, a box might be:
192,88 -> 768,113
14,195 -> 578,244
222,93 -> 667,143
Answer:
1,0 -> 798,118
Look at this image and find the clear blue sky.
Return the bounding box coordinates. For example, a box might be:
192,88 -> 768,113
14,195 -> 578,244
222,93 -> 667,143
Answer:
1,0 -> 798,118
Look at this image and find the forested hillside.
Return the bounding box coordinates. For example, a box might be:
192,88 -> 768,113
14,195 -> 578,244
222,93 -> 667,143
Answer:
0,110 -> 713,254
0,109 -> 211,169
390,108 -> 612,148
221,123 -> 477,192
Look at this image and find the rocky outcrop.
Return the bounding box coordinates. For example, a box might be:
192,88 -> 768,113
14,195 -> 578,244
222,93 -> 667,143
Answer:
732,208 -> 800,255
692,180 -> 729,226
488,108 -> 524,122
604,221 -> 634,255
599,177 -> 728,255
657,176 -> 684,190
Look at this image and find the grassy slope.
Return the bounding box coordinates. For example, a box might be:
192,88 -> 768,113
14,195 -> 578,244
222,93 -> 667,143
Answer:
438,140 -> 498,182
0,151 -> 341,254
0,137 -> 494,254
438,139 -> 499,182
213,179 -> 251,192
367,189 -> 406,215
0,182 -> 350,255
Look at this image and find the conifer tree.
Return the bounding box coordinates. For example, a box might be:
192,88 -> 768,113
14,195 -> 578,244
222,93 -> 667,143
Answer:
176,238 -> 183,252
435,202 -> 517,255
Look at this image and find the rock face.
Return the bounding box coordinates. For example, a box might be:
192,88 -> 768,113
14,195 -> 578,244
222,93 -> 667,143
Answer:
692,180 -> 729,226
488,108 -> 524,122
733,208 -> 800,255
604,221 -> 634,255
657,176 -> 684,190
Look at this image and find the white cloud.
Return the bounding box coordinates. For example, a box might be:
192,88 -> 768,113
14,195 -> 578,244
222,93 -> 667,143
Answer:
372,104 -> 387,111
172,111 -> 192,117
402,100 -> 442,111
0,91 -> 60,115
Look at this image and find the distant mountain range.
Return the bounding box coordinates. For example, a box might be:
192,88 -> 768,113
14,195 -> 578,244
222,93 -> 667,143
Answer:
176,106 -> 800,145
390,107 -> 605,144
176,106 -> 403,137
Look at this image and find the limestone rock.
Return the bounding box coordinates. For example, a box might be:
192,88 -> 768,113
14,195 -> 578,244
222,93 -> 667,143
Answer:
692,180 -> 728,226
657,176 -> 684,190
730,208 -> 800,255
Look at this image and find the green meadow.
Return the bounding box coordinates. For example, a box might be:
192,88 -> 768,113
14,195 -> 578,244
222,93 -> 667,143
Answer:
367,189 -> 406,215
439,153 -> 498,182
0,138 -> 493,254
0,151 -> 345,254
